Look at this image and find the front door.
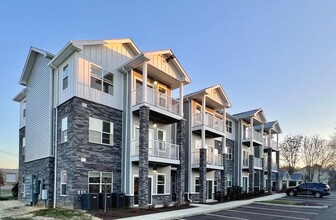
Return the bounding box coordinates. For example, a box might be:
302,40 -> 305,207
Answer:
206,180 -> 213,200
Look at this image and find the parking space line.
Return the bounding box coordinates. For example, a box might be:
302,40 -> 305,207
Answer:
243,205 -> 318,215
206,213 -> 249,220
226,209 -> 310,220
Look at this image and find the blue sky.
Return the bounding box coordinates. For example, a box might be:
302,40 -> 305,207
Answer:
1,1 -> 336,168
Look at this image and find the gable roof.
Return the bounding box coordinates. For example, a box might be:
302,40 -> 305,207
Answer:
184,84 -> 232,108
290,174 -> 304,181
49,38 -> 141,69
233,108 -> 267,123
19,47 -> 54,85
273,171 -> 291,180
254,120 -> 282,133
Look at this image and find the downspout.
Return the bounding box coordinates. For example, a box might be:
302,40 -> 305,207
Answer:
121,66 -> 129,195
186,98 -> 192,203
53,107 -> 58,208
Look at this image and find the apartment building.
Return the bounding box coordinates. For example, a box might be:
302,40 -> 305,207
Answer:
13,38 -> 282,209
14,39 -> 190,208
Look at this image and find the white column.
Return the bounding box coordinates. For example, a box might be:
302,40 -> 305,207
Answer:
142,62 -> 148,103
179,82 -> 184,117
261,123 -> 264,158
250,118 -> 253,154
276,133 -> 279,150
222,107 -> 227,154
201,95 -> 206,149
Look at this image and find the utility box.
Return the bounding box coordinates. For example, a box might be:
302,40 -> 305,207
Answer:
41,190 -> 48,200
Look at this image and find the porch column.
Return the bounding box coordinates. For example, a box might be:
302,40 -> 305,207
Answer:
199,95 -> 207,203
176,119 -> 186,204
221,136 -> 227,195
222,108 -> 227,150
199,148 -> 207,203
260,158 -> 265,191
179,82 -> 184,117
248,155 -> 254,193
142,62 -> 148,103
275,150 -> 280,191
267,148 -> 272,192
139,106 -> 149,208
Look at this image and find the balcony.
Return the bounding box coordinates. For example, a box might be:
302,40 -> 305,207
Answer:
131,139 -> 179,164
191,151 -> 224,170
192,113 -> 225,136
264,138 -> 279,151
242,157 -> 249,169
243,129 -> 263,145
253,157 -> 263,170
132,87 -> 180,116
265,161 -> 279,172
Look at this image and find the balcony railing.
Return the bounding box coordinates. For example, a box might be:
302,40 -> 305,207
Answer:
131,139 -> 179,160
264,138 -> 279,150
192,113 -> 225,133
264,161 -> 279,172
132,87 -> 180,115
243,157 -> 249,167
192,151 -> 223,167
254,157 -> 263,169
243,129 -> 263,143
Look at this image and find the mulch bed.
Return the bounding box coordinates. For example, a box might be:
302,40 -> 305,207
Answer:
88,205 -> 195,220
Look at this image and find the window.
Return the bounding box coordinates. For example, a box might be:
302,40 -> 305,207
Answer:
23,109 -> 26,118
88,171 -> 113,193
61,171 -> 67,196
226,174 -> 232,187
89,117 -> 113,145
243,151 -> 249,166
195,177 -> 200,192
157,129 -> 166,151
242,177 -> 248,192
157,174 -> 165,194
90,64 -> 114,95
62,64 -> 68,90
22,137 -> 26,155
227,147 -> 232,160
226,120 -> 232,133
61,117 -> 68,143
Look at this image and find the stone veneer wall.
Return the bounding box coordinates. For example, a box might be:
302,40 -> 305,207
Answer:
138,106 -> 149,209
56,97 -> 123,209
152,195 -> 171,205
199,148 -> 207,203
267,148 -> 272,192
18,127 -> 55,207
275,151 -> 280,191
248,155 -> 254,193
176,119 -> 185,204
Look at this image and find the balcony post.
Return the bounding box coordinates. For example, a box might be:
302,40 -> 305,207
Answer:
179,82 -> 183,117
223,107 -> 226,136
176,119 -> 185,204
250,118 -> 253,155
201,95 -> 206,149
260,158 -> 265,191
138,106 -> 149,209
261,124 -> 264,158
268,129 -> 271,148
275,151 -> 280,191
142,62 -> 148,103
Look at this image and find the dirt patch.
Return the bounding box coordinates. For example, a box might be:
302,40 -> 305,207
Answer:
88,205 -> 195,220
0,200 -> 41,219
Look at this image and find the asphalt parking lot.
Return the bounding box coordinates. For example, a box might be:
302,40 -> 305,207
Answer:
184,192 -> 336,220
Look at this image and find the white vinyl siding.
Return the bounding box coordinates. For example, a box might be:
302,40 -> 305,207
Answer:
25,54 -> 53,161
56,54 -> 76,106
76,44 -> 135,110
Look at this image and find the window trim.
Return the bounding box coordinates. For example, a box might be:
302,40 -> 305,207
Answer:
61,117 -> 68,143
89,117 -> 114,146
156,173 -> 166,194
195,176 -> 200,193
88,171 -> 113,193
62,64 -> 69,91
226,174 -> 233,187
157,129 -> 166,151
226,120 -> 232,133
60,170 -> 67,196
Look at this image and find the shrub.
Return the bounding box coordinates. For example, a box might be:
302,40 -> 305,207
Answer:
163,199 -> 170,208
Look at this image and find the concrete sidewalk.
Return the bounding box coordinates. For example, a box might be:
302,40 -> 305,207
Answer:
121,193 -> 286,220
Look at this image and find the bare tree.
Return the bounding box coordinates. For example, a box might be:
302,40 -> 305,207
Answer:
0,169 -> 4,198
301,135 -> 336,182
280,135 -> 303,174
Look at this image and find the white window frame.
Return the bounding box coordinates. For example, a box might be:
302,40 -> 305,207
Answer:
156,173 -> 166,194
23,108 -> 26,118
60,171 -> 67,196
226,174 -> 233,187
158,85 -> 167,108
62,64 -> 69,90
243,150 -> 249,166
22,137 -> 26,156
88,171 -> 113,193
61,117 -> 68,143
195,176 -> 200,193
226,120 -> 232,133
89,117 -> 114,146
90,64 -> 114,95
227,146 -> 232,160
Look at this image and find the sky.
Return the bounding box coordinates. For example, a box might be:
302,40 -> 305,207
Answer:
1,0 -> 336,169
